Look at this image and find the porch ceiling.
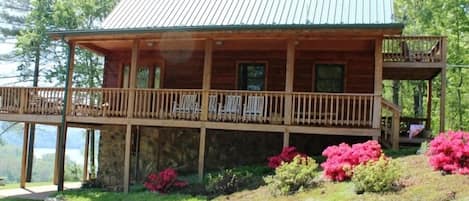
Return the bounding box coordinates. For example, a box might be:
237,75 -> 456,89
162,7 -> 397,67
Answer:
77,38 -> 375,55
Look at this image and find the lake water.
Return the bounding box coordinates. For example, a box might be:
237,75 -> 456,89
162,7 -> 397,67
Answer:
34,148 -> 84,165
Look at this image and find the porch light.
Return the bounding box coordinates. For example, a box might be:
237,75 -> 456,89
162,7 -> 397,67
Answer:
147,41 -> 155,47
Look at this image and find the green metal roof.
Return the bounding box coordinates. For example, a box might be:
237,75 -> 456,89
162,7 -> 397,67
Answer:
49,0 -> 403,38
102,0 -> 397,29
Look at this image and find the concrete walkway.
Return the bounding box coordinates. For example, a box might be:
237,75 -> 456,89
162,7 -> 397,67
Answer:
0,182 -> 81,200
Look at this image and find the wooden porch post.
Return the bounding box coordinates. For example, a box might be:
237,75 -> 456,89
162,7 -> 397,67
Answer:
90,129 -> 95,178
123,40 -> 139,193
198,39 -> 212,181
284,39 -> 295,125
25,123 -> 34,182
426,80 -> 433,129
53,126 -> 61,185
20,122 -> 29,188
127,40 -> 139,118
123,124 -> 132,193
284,39 -> 295,146
439,38 -> 447,132
201,39 -> 213,121
82,129 -> 90,181
372,38 -> 383,140
392,111 -> 400,150
283,128 -> 290,148
198,127 -> 207,181
58,42 -> 75,191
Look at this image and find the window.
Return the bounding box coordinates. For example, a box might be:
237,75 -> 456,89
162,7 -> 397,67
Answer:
238,63 -> 266,91
122,65 -> 162,89
122,65 -> 130,88
136,67 -> 150,88
315,64 -> 344,93
154,67 -> 161,89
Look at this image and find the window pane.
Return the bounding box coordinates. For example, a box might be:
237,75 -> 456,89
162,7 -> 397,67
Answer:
137,67 -> 150,88
247,65 -> 265,78
154,66 -> 161,89
317,64 -> 343,79
315,64 -> 344,93
238,63 -> 265,91
122,65 -> 129,88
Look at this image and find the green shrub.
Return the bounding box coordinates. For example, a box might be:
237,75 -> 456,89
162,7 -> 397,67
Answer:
206,169 -> 246,195
352,155 -> 401,193
205,166 -> 271,196
264,156 -> 319,196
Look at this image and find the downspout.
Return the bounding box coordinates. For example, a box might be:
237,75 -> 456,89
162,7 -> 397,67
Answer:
58,36 -> 73,192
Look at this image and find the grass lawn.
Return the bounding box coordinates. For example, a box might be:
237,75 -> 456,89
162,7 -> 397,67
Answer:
55,189 -> 206,201
0,190 -> 205,201
0,182 -> 52,190
0,199 -> 36,201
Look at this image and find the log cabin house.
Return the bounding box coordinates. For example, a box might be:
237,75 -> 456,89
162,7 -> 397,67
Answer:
0,0 -> 446,192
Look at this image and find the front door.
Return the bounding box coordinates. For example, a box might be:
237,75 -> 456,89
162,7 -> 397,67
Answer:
122,64 -> 162,89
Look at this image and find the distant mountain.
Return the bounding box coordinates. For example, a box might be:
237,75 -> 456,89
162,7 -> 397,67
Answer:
0,121 -> 86,149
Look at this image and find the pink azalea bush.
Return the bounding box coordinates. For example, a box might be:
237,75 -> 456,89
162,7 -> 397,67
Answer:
144,168 -> 188,193
427,131 -> 469,175
268,146 -> 305,169
321,140 -> 382,181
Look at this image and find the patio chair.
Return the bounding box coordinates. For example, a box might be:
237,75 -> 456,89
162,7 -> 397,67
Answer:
217,95 -> 242,121
242,96 -> 265,122
172,94 -> 199,119
28,92 -> 63,115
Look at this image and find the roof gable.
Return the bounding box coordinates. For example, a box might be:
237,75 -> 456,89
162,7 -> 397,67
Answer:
102,0 -> 396,30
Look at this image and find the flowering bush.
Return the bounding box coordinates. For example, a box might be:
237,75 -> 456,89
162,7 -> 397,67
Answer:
268,146 -> 305,169
427,131 -> 469,175
144,168 -> 188,193
321,140 -> 382,181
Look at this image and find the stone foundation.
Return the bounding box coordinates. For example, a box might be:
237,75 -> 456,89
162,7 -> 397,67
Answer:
97,125 -> 369,190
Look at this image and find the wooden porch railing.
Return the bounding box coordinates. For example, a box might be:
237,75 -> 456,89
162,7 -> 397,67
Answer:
208,90 -> 285,123
383,36 -> 444,63
0,87 -> 64,115
0,87 -> 377,128
291,93 -> 374,127
71,88 -> 129,117
0,87 -> 23,113
381,99 -> 401,150
26,88 -> 64,115
133,89 -> 202,120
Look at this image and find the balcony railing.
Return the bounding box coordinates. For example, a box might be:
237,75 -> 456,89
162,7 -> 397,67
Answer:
292,93 -> 374,127
0,87 -> 377,128
71,88 -> 129,117
383,36 -> 444,63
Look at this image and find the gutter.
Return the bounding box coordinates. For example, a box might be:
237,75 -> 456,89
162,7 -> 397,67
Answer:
48,23 -> 405,39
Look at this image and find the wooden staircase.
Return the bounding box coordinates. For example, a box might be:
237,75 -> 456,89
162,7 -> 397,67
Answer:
381,99 -> 401,150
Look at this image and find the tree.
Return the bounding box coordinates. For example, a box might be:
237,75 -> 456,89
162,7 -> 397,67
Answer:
394,0 -> 469,131
0,0 -> 30,42
46,0 -> 116,88
0,0 -> 31,83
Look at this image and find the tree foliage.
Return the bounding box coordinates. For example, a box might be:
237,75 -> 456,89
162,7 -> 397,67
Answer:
391,0 -> 469,131
12,0 -> 116,87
